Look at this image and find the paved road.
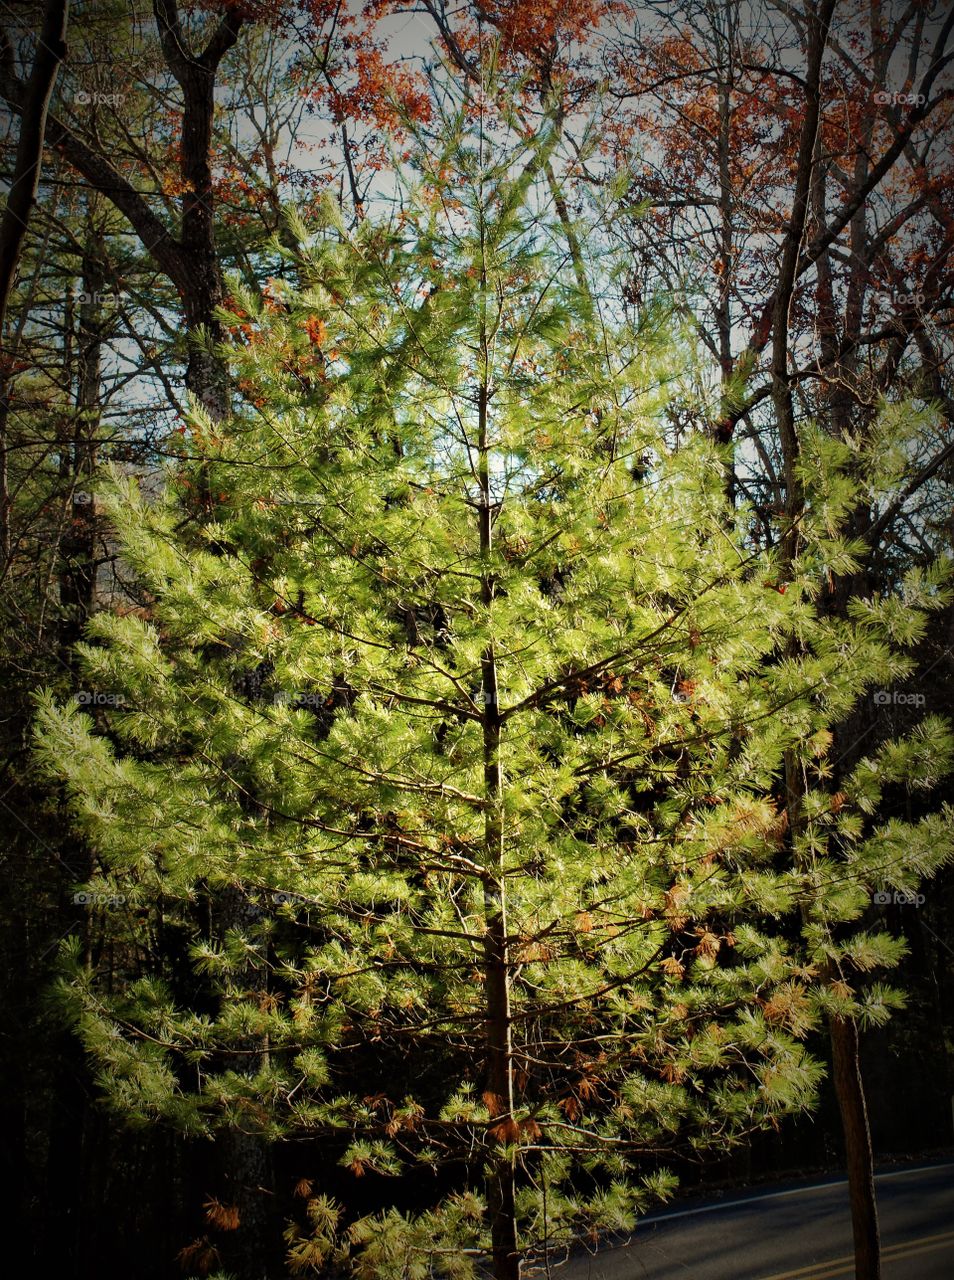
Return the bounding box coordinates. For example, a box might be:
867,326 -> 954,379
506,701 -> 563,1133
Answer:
549,1160 -> 954,1279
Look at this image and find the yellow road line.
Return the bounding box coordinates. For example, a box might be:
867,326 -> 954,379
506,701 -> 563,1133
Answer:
791,1237 -> 954,1280
757,1229 -> 954,1280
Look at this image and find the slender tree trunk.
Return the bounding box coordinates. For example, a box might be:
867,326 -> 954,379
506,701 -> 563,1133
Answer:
0,0 -> 69,568
59,230 -> 104,653
214,887 -> 276,1280
483,826 -> 520,1280
153,0 -> 242,420
771,0 -> 835,565
830,1015 -> 881,1279
713,1 -> 738,505
0,0 -> 69,332
477,246 -> 520,1279
481,691 -> 519,1280
42,225 -> 104,1279
772,8 -> 884,1278
218,1127 -> 274,1275
810,80 -> 884,1280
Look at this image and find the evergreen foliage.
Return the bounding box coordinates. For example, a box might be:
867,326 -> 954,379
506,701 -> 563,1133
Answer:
34,113 -> 954,1278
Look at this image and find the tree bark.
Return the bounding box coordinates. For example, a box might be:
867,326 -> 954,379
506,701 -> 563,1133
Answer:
712,0 -> 739,506
480,513 -> 520,1280
152,0 -> 244,418
0,0 -> 69,333
771,0 -> 835,565
213,887 -> 276,1280
58,226 -> 104,656
809,55 -> 883,1270
772,10 -> 884,1280
477,240 -> 520,1280
482,692 -> 519,1280
0,0 -> 69,570
830,1015 -> 881,1280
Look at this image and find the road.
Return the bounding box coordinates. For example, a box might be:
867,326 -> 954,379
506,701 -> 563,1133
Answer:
548,1159 -> 954,1279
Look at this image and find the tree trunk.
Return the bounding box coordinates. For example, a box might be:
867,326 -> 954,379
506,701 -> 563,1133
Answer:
0,0 -> 69,566
0,0 -> 69,333
219,1124 -> 275,1278
770,9 -> 885,1278
830,1015 -> 881,1279
153,0 -> 244,420
477,275 -> 520,1278
713,1 -> 739,506
42,225 -> 104,1280
487,1148 -> 520,1280
482,789 -> 519,1280
59,230 -> 104,654
481,619 -> 519,1280
213,887 -> 276,1280
770,0 -> 835,565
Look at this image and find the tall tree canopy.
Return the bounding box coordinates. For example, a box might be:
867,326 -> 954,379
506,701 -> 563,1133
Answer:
34,108 -> 953,1278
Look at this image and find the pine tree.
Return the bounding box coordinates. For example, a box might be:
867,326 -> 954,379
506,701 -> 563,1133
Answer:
34,108 -> 953,1279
